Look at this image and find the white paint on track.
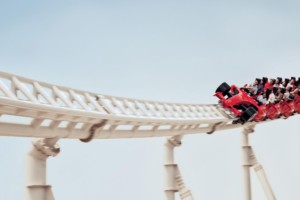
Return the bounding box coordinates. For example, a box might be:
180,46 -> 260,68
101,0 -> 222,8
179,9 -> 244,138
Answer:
0,72 -> 260,140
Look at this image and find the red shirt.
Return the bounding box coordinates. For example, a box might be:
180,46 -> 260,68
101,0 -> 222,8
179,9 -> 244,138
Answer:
264,82 -> 273,91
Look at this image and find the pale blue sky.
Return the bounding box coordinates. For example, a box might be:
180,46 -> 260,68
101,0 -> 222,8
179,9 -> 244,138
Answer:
0,0 -> 300,199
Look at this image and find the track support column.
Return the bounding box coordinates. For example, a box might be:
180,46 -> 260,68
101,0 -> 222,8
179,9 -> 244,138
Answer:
241,126 -> 276,200
25,138 -> 60,200
241,126 -> 253,200
164,136 -> 194,200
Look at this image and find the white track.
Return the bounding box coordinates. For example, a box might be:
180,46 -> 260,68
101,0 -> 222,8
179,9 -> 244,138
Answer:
0,72 -> 287,200
0,71 -> 250,140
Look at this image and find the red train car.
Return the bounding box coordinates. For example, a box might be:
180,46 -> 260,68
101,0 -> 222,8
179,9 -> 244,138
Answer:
215,82 -> 300,124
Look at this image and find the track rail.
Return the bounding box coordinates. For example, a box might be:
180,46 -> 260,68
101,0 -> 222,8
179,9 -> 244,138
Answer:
0,72 -> 254,140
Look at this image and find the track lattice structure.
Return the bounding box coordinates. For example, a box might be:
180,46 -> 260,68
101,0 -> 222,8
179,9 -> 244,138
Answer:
0,72 -> 292,200
0,71 -> 247,140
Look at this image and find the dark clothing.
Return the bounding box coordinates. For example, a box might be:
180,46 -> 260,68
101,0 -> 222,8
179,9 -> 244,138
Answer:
257,84 -> 264,94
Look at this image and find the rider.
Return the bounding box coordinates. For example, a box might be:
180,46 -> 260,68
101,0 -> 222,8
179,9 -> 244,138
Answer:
287,77 -> 296,89
257,78 -> 264,94
274,77 -> 283,88
245,78 -> 260,96
257,92 -> 267,104
283,86 -> 293,101
276,88 -> 285,103
266,88 -> 276,104
282,78 -> 290,88
264,78 -> 275,91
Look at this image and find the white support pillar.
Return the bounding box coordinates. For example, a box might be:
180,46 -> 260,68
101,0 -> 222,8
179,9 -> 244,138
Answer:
241,126 -> 276,200
253,164 -> 276,200
25,138 -> 60,200
241,127 -> 253,200
175,168 -> 194,200
164,136 -> 194,200
164,136 -> 180,200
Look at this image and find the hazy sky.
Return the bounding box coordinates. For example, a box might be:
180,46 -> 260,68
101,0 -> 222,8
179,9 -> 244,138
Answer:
0,0 -> 300,199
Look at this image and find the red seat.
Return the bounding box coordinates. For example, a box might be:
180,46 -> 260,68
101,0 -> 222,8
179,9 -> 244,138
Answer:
280,101 -> 294,117
253,104 -> 266,122
266,103 -> 281,119
294,95 -> 300,114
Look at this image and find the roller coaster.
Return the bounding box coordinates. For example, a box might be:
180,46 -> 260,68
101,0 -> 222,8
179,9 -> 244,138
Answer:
0,72 -> 296,200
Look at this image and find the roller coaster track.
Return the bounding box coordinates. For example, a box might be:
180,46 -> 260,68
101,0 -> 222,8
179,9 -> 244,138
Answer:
0,71 -> 248,140
0,72 -> 290,200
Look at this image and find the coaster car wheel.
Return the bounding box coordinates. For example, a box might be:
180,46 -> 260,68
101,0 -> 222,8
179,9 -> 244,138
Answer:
216,82 -> 231,96
239,106 -> 257,124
